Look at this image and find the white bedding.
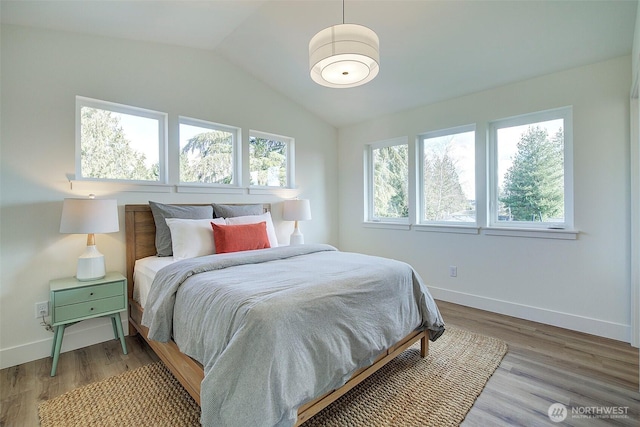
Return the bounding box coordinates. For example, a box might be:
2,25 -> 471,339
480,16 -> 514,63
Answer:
133,256 -> 176,308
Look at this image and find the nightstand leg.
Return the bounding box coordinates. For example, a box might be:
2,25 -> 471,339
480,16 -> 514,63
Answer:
50,324 -> 65,377
50,326 -> 59,358
111,316 -> 118,338
112,314 -> 128,355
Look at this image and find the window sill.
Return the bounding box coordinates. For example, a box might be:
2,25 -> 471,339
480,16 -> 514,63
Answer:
360,220 -> 579,240
483,227 -> 579,240
413,224 -> 480,234
362,221 -> 411,231
70,180 -> 172,193
70,180 -> 297,197
177,185 -> 244,194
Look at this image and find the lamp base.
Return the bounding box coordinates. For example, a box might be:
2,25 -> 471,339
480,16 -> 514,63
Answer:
76,245 -> 106,281
289,227 -> 304,245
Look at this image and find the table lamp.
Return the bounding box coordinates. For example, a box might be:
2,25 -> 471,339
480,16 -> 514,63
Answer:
282,199 -> 312,245
60,195 -> 119,281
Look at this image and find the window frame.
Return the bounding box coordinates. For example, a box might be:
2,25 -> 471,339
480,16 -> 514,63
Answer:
177,116 -> 241,188
487,106 -> 574,231
417,124 -> 477,227
248,130 -> 295,189
364,136 -> 410,225
75,96 -> 168,184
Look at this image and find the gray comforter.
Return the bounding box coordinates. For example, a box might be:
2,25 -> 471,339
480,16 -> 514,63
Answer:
142,244 -> 444,427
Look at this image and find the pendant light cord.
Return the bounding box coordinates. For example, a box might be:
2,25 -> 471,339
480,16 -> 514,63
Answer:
342,0 -> 345,24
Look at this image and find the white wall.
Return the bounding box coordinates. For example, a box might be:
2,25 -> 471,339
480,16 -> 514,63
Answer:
631,0 -> 640,353
0,25 -> 338,368
338,56 -> 633,343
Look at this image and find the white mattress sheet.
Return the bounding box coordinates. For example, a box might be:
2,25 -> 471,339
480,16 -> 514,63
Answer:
133,256 -> 177,308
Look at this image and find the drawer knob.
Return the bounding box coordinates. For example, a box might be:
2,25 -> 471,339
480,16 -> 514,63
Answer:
90,292 -> 94,296
90,307 -> 94,311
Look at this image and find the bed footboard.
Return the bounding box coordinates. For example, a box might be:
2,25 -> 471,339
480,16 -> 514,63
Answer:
295,330 -> 427,425
131,298 -> 427,424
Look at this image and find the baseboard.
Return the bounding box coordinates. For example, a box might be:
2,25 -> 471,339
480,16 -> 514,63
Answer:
429,286 -> 632,344
0,317 -> 129,370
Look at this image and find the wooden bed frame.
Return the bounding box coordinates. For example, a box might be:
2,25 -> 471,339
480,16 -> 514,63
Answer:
125,204 -> 428,425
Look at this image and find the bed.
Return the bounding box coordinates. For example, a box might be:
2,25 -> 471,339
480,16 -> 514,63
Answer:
125,203 -> 445,426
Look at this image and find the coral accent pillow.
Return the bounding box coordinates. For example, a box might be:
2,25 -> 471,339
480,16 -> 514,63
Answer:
211,221 -> 271,254
225,212 -> 279,248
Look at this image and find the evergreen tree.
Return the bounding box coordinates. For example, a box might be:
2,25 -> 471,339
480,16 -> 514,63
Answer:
180,131 -> 233,184
249,137 -> 287,186
500,126 -> 564,221
423,149 -> 469,221
80,108 -> 157,180
374,145 -> 408,218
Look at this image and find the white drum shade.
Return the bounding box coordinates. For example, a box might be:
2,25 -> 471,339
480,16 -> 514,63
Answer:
282,199 -> 312,221
309,23 -> 380,88
60,198 -> 119,234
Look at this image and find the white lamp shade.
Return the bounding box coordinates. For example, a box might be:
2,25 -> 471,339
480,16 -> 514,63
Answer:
282,199 -> 312,221
309,23 -> 380,88
60,198 -> 119,234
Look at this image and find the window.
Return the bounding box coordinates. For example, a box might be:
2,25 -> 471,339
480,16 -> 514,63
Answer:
419,125 -> 476,224
249,130 -> 294,188
76,96 -> 166,182
179,117 -> 239,186
366,138 -> 409,222
488,107 -> 573,229
74,97 -> 297,195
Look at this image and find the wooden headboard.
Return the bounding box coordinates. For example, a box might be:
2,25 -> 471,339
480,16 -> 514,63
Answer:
124,203 -> 271,302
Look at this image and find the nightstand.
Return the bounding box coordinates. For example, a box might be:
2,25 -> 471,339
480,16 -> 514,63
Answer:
49,272 -> 128,376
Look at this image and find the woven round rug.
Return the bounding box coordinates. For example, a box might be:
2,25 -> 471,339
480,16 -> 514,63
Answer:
39,327 -> 507,427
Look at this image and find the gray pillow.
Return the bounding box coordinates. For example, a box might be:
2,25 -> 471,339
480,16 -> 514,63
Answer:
149,201 -> 214,257
212,203 -> 264,218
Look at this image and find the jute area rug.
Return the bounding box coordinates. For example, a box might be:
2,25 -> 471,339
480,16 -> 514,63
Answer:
39,327 -> 507,426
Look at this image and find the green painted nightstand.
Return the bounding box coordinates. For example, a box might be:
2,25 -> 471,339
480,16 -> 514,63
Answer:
49,272 -> 128,376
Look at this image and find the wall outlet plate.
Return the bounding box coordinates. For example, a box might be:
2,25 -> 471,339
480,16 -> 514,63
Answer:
449,266 -> 458,277
35,301 -> 49,318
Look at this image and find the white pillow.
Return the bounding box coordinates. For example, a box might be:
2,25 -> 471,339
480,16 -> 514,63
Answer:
165,217 -> 226,260
224,212 -> 279,248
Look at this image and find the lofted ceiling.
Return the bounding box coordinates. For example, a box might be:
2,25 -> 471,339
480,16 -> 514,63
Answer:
1,0 -> 637,128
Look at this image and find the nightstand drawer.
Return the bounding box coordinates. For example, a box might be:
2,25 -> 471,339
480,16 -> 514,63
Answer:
54,296 -> 126,323
54,281 -> 124,306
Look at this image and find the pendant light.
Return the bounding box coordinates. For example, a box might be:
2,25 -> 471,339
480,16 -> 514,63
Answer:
309,0 -> 380,88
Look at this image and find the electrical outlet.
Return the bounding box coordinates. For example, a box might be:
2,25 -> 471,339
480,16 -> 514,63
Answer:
35,301 -> 49,318
449,266 -> 458,278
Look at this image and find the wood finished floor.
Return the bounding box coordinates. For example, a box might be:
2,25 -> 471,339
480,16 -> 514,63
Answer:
0,301 -> 638,426
440,301 -> 639,427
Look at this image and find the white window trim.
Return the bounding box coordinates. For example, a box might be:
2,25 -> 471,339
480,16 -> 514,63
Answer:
176,185 -> 245,194
362,221 -> 411,231
71,98 -> 297,196
248,129 -> 295,189
413,224 -> 480,234
487,106 -> 576,233
68,179 -> 172,194
417,124 -> 477,228
483,227 -> 578,240
177,116 -> 241,189
364,136 -> 410,225
75,96 -> 168,184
